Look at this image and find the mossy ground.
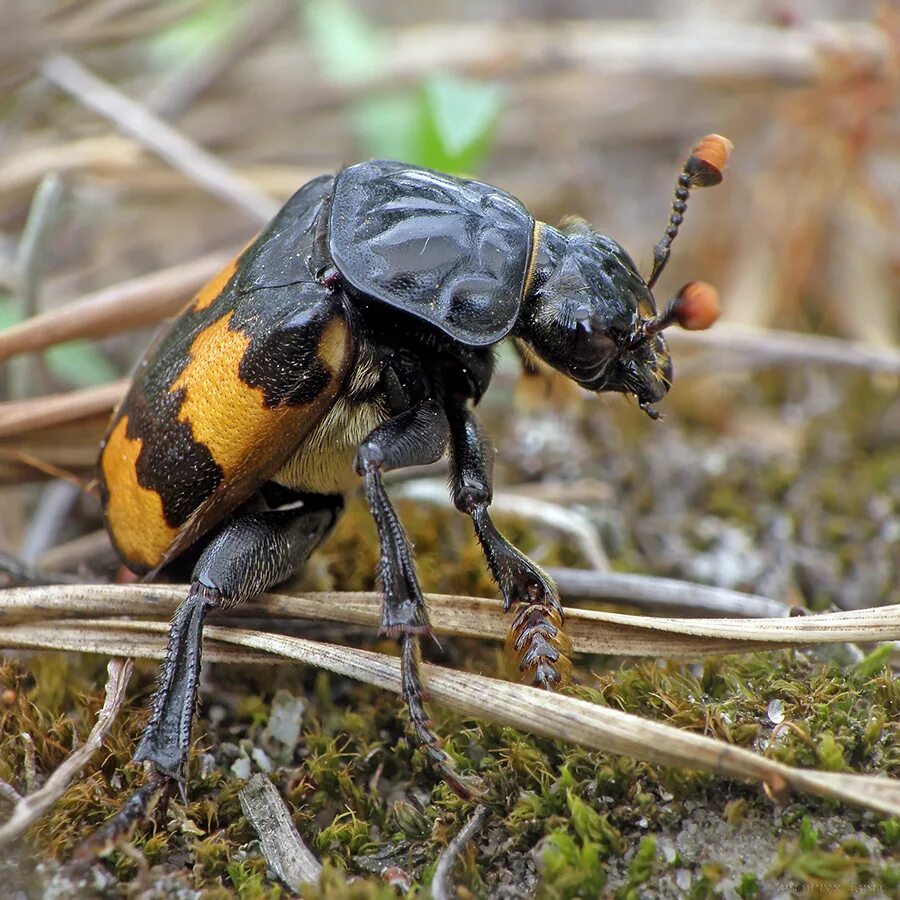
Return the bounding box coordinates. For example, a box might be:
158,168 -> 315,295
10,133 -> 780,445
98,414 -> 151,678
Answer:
2,366 -> 898,898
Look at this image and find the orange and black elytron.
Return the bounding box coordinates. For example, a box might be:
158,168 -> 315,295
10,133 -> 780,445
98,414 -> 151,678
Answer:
98,138 -> 729,801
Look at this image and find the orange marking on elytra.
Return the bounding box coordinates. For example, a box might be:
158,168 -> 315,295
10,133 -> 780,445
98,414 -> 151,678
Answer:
101,416 -> 179,571
170,312 -> 271,478
317,316 -> 351,372
191,255 -> 241,312
171,311 -> 352,483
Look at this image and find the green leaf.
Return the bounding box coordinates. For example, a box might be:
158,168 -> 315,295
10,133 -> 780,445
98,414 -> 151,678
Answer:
45,340 -> 118,388
150,0 -> 243,67
854,643 -> 893,678
418,74 -> 504,174
0,295 -> 21,329
302,0 -> 385,84
352,93 -> 420,162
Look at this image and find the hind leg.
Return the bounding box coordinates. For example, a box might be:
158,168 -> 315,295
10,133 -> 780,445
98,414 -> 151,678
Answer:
134,493 -> 342,779
78,492 -> 342,856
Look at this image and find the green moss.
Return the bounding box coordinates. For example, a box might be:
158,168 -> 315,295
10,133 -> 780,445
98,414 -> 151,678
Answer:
769,829 -> 884,895
735,872 -> 762,899
3,368 -> 898,896
614,835 -> 657,899
226,859 -> 280,899
538,830 -> 608,899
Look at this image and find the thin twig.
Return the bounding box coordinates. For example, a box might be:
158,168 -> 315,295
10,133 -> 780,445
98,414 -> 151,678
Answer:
0,251 -> 232,363
238,773 -> 322,891
38,529 -> 117,573
20,481 -> 82,564
0,380 -> 127,439
668,324 -> 900,375
431,805 -> 490,900
0,549 -> 82,589
0,136 -> 143,195
8,173 -> 64,401
0,658 -> 133,848
546,568 -> 791,618
13,175 -> 64,319
146,0 -> 290,119
398,479 -> 609,570
41,54 -> 278,224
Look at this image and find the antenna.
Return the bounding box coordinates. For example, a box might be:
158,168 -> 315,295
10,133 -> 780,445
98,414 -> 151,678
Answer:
643,281 -> 721,337
646,134 -> 732,291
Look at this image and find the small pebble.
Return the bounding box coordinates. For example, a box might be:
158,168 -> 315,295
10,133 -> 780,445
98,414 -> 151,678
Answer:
767,699 -> 785,725
230,756 -> 251,780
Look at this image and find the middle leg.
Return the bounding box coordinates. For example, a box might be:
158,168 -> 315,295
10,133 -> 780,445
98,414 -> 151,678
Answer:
354,398 -> 478,796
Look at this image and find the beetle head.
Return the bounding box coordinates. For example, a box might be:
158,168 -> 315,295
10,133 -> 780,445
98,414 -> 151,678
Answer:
519,224 -> 674,415
517,134 -> 730,417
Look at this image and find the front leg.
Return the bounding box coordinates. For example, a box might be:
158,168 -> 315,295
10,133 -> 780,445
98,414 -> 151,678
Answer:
354,399 -> 478,797
447,401 -> 572,688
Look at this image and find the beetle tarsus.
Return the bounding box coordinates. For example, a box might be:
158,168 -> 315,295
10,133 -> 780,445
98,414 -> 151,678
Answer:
509,597 -> 572,689
133,583 -> 220,777
400,633 -> 482,799
73,770 -> 172,862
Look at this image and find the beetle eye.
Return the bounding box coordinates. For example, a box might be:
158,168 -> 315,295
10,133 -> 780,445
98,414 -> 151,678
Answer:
569,316 -> 616,374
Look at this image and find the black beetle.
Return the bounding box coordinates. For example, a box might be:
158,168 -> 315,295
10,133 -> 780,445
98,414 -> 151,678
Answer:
93,135 -> 729,834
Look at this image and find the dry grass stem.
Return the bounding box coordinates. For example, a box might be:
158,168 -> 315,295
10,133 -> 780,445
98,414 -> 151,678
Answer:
0,252 -> 232,363
41,54 -> 278,224
0,136 -> 144,196
547,568 -> 791,618
668,324 -> 900,374
398,478 -> 610,570
0,658 -> 133,848
2,585 -> 898,660
0,621 -> 277,665
238,773 -> 323,891
37,529 -> 117,572
0,381 -> 127,440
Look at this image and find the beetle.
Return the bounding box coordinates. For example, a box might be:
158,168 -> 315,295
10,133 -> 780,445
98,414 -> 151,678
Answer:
95,135 -> 729,816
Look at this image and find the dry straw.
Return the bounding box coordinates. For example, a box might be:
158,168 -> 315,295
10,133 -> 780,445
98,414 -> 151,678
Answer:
2,584 -> 899,823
